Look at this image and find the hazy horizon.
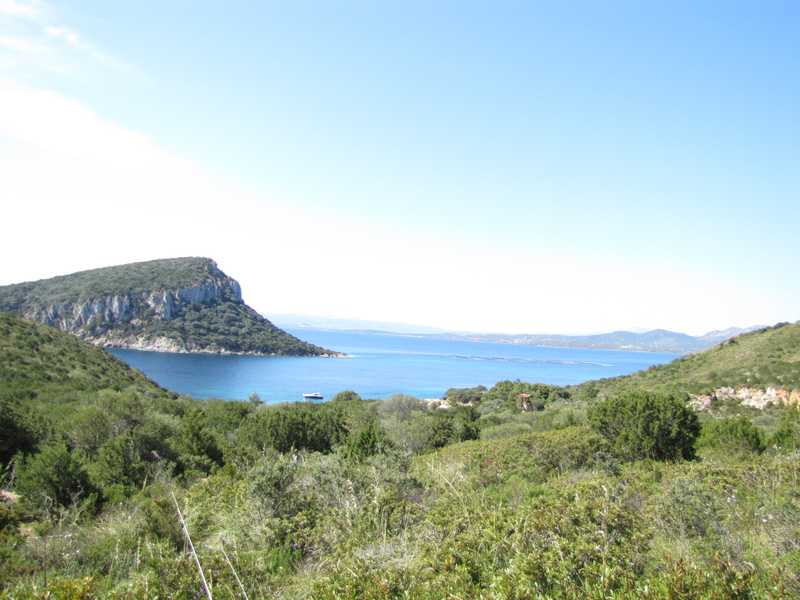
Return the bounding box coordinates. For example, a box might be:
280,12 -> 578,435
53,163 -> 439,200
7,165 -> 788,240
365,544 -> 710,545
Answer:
266,312 -> 763,338
2,2 -> 798,336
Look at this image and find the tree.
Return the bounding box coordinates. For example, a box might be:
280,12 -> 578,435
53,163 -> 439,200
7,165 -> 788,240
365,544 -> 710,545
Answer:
15,443 -> 95,515
452,405 -> 480,441
445,385 -> 486,405
345,420 -> 381,462
378,394 -> 427,421
333,390 -> 362,402
238,403 -> 349,455
203,399 -> 254,433
173,407 -> 224,474
89,434 -> 148,495
587,390 -> 699,462
0,393 -> 41,467
425,413 -> 456,451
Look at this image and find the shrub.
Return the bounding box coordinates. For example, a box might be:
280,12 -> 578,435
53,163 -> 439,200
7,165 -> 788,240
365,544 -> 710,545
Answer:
333,390 -> 362,402
247,453 -> 299,521
15,443 -> 95,516
767,405 -> 800,452
698,416 -> 766,455
587,390 -> 700,462
0,394 -> 41,467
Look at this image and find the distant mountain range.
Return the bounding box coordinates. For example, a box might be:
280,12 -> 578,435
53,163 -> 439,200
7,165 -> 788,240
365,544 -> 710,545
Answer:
267,313 -> 761,354
428,327 -> 765,354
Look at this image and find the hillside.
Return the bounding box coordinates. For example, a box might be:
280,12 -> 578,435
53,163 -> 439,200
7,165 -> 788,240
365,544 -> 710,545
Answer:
579,321 -> 800,398
0,258 -> 341,356
0,313 -> 168,395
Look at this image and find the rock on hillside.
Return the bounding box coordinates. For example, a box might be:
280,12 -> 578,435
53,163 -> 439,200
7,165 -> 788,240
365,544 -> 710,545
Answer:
0,258 -> 341,356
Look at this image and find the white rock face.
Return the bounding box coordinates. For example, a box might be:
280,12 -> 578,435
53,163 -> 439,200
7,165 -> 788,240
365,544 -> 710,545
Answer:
21,277 -> 243,352
690,387 -> 800,411
25,279 -> 240,331
97,334 -> 187,353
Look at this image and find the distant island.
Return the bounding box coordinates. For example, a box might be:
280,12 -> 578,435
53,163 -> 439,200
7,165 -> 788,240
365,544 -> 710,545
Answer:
420,326 -> 763,354
0,257 -> 342,356
269,312 -> 760,354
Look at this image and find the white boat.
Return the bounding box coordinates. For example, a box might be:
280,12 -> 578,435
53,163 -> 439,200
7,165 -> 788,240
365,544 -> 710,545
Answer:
302,392 -> 323,400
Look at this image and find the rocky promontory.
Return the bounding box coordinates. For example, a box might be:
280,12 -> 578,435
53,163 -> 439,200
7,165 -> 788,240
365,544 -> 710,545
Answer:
0,258 -> 341,356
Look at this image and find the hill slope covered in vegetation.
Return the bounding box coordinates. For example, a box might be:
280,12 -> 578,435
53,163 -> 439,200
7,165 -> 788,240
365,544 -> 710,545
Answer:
0,258 -> 339,356
0,313 -> 168,395
579,321 -> 800,399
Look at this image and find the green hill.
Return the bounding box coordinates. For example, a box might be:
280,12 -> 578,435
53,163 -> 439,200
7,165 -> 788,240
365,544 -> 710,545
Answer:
581,321 -> 800,398
0,313 -> 168,395
0,258 -> 340,356
0,257 -> 223,310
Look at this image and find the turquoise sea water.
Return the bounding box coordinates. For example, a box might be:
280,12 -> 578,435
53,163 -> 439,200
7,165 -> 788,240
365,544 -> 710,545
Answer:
107,328 -> 681,403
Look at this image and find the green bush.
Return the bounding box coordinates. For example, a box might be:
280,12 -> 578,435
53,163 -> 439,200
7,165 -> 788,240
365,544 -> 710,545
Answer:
15,443 -> 96,516
698,416 -> 766,455
587,390 -> 700,462
0,394 -> 41,467
767,406 -> 800,452
333,390 -> 362,402
88,435 -> 148,497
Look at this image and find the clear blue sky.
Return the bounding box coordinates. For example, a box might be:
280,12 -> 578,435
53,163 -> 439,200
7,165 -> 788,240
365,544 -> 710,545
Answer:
1,1 -> 798,335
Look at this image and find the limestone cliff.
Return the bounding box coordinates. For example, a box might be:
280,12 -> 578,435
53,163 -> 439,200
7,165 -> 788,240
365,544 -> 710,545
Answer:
0,258 -> 340,356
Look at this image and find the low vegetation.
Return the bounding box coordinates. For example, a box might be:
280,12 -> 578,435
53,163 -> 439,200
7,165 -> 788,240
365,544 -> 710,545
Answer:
1,315 -> 799,598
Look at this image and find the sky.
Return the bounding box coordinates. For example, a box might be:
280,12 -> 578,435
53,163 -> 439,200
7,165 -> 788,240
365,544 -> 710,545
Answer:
0,0 -> 798,336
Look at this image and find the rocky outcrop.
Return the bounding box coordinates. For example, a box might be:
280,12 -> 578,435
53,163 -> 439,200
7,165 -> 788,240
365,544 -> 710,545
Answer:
690,387 -> 800,411
24,277 -> 242,338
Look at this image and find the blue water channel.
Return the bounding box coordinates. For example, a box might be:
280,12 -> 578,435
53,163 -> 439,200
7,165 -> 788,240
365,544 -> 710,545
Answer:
107,328 -> 680,403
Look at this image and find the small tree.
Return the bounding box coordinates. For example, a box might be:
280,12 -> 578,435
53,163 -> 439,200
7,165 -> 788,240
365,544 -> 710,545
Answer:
767,406 -> 800,452
16,443 -> 95,515
332,390 -> 362,402
173,408 -> 224,474
425,413 -> 456,451
0,394 -> 40,467
345,420 -> 381,462
89,434 -> 148,496
587,390 -> 700,462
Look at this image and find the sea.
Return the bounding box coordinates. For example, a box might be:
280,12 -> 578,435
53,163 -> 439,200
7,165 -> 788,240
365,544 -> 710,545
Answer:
106,328 -> 681,404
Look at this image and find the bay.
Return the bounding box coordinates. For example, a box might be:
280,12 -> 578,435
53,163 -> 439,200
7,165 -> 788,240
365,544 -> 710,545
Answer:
106,328 -> 681,403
